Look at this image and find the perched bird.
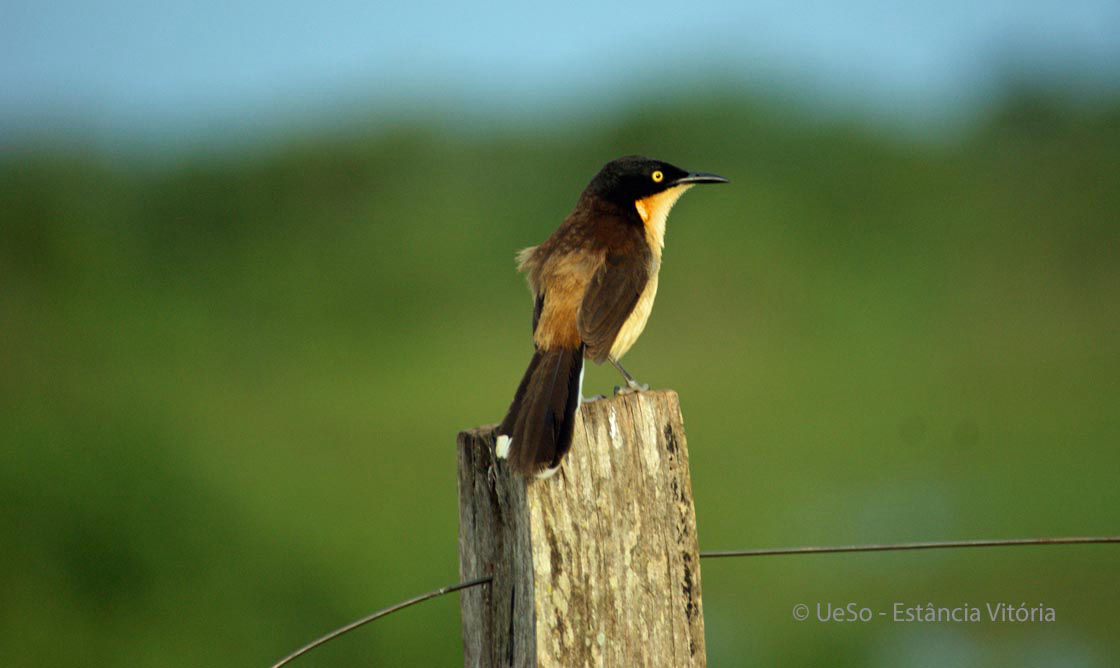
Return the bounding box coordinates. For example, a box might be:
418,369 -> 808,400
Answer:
496,156 -> 727,477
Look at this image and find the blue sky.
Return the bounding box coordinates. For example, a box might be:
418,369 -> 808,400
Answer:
3,0 -> 1118,143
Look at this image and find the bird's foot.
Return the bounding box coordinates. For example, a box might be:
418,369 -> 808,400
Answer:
613,380 -> 649,395
581,394 -> 607,403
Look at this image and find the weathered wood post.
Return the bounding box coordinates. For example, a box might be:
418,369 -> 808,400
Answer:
457,390 -> 705,667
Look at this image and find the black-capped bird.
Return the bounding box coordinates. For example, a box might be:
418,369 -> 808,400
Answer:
496,156 -> 727,477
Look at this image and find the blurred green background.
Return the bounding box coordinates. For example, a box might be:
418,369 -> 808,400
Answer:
3,3 -> 1120,666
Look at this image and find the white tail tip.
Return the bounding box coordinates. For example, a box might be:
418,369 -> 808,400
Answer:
495,434 -> 511,459
535,465 -> 560,480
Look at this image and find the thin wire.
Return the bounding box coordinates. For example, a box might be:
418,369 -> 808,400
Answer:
270,575 -> 492,668
699,535 -> 1120,559
271,535 -> 1119,665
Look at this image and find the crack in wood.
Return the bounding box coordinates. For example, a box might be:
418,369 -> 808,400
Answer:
458,390 -> 705,667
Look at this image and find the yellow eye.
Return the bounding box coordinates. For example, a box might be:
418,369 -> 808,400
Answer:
651,170 -> 664,183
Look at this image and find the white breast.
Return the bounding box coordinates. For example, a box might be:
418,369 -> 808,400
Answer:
608,184 -> 691,360
610,269 -> 659,359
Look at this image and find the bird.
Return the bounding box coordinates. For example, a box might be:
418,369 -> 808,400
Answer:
495,155 -> 727,478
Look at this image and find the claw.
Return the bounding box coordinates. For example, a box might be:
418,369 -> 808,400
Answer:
608,356 -> 647,395
613,381 -> 648,396
581,394 -> 607,403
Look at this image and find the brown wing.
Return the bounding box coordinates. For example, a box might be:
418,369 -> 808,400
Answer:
578,246 -> 651,363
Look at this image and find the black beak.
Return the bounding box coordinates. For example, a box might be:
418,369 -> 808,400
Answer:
674,171 -> 729,185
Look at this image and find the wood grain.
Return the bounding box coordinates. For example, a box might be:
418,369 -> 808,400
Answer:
458,390 -> 705,667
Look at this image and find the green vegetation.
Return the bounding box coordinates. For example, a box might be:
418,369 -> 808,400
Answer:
2,92 -> 1118,665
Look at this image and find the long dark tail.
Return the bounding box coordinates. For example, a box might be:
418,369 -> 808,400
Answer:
496,345 -> 584,476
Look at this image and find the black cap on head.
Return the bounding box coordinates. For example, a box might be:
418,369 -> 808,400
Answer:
585,155 -> 727,204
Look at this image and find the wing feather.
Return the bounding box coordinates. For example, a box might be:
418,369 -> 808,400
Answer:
578,248 -> 651,363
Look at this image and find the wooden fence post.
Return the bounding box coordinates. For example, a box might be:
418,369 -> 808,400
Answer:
457,390 -> 705,667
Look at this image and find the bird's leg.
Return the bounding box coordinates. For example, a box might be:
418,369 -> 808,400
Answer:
609,356 -> 648,395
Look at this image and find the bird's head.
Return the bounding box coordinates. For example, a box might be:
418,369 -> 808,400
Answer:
585,155 -> 727,204
584,155 -> 727,234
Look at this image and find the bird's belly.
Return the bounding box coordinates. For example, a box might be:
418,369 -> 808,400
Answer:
610,271 -> 659,359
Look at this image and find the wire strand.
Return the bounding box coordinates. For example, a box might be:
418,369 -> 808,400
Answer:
699,535 -> 1120,559
270,575 -> 492,668
271,535 -> 1119,665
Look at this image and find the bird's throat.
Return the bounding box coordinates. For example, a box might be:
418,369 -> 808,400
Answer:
634,184 -> 691,258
